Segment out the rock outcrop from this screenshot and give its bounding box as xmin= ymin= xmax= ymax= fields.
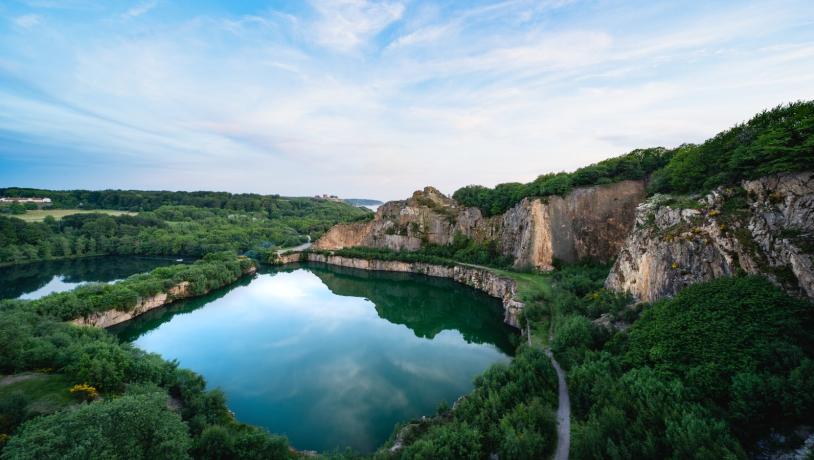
xmin=72 ymin=265 xmax=257 ymax=328
xmin=315 ymin=181 xmax=645 ymax=270
xmin=606 ymin=172 xmax=814 ymax=302
xmin=275 ymin=252 xmax=524 ymax=329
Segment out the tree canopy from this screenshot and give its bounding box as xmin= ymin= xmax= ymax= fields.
xmin=453 ymin=101 xmax=813 ymax=216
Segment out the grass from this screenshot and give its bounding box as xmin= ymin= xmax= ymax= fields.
xmin=488 ymin=267 xmax=555 ymax=349
xmin=0 ymin=373 xmax=75 ymax=416
xmin=13 ymin=209 xmax=136 ymax=222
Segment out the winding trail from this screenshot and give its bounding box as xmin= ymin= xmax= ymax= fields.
xmin=546 ymin=345 xmax=571 ymax=460
xmin=535 ymin=322 xmax=571 ymax=460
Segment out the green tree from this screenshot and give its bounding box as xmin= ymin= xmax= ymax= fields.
xmin=1 ymin=392 xmax=191 ymax=460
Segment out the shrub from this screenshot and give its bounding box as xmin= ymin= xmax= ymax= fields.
xmin=1 ymin=392 xmax=192 ymax=460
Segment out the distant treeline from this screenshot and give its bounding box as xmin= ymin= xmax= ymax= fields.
xmin=0 ymin=188 xmax=354 ymax=215
xmin=454 ymin=101 xmax=814 ymax=216
xmin=0 ymin=203 xmax=369 ymax=266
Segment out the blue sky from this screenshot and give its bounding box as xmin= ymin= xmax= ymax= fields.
xmin=1 ymin=0 xmax=813 ymax=200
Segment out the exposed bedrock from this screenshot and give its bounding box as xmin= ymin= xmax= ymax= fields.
xmin=606 ymin=172 xmax=814 ymax=302
xmin=315 ymin=181 xmax=645 ymax=270
xmin=72 ymin=265 xmax=258 ymax=328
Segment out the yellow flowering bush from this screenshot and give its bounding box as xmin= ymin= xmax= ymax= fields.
xmin=69 ymin=383 xmax=98 ymax=401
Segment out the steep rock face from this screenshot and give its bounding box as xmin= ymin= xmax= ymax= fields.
xmin=276 ymin=252 xmax=524 ymax=328
xmin=606 ymin=172 xmax=814 ymax=302
xmin=478 ymin=180 xmax=646 ymax=268
xmin=315 ymin=181 xmax=645 ymax=269
xmin=71 ymin=281 xmax=192 ymax=328
xmin=313 ymin=186 xmax=481 ymax=252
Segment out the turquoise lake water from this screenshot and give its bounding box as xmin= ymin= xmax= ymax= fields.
xmin=112 ymin=263 xmax=517 ymax=452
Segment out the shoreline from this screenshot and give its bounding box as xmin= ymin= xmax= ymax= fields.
xmin=71 ymin=265 xmax=257 ymax=329
xmin=274 ymin=251 xmax=525 ymax=330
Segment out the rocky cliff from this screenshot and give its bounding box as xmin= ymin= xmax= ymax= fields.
xmin=72 ymin=265 xmax=257 ymax=328
xmin=275 ymin=252 xmax=524 ymax=329
xmin=606 ymin=172 xmax=814 ymax=302
xmin=315 ymin=181 xmax=645 ymax=270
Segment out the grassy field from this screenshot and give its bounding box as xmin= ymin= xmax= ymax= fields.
xmin=14 ymin=209 xmax=136 ymax=222
xmin=0 ymin=373 xmax=75 ymax=418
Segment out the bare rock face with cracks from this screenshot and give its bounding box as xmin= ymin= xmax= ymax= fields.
xmin=315 ymin=181 xmax=646 ymax=270
xmin=606 ymin=172 xmax=814 ymax=302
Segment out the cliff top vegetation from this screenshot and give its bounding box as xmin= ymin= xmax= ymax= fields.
xmin=454 ymin=101 xmax=814 ymax=216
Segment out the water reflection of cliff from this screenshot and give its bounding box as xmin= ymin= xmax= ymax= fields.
xmin=306 ymin=264 xmax=518 ymax=355
xmin=113 ymin=263 xmax=517 ymax=355
xmin=110 ymin=275 xmax=255 ymax=342
xmin=0 ymin=256 xmax=183 ymax=300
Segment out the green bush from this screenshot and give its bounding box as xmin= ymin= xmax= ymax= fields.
xmin=0 ymin=301 xmax=292 ymax=459
xmin=654 ymin=101 xmax=814 ymax=194
xmin=30 ymin=253 xmax=254 ymax=321
xmin=1 ymin=392 xmax=192 ymax=460
xmin=395 ymin=348 xmax=559 ymax=458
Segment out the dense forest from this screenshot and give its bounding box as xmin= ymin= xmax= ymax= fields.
xmin=547 ymin=271 xmax=814 ymax=459
xmin=0 ymin=189 xmax=346 ymax=214
xmin=0 ymin=304 xmax=290 ymax=459
xmin=454 ymin=101 xmax=814 ymax=216
xmin=385 ymin=348 xmax=559 ymax=460
xmin=0 ymin=201 xmax=370 ymax=266
xmin=384 ymin=262 xmax=814 ymax=459
xmin=0 ymin=254 xmax=293 ymax=459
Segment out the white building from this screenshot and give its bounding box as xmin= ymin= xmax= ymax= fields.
xmin=0 ymin=197 xmax=52 ymax=204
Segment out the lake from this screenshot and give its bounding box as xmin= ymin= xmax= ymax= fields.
xmin=112 ymin=263 xmax=517 ymax=452
xmin=0 ymin=256 xmax=185 ymax=300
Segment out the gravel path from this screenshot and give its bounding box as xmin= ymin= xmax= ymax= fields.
xmin=545 ymin=347 xmax=571 ymax=460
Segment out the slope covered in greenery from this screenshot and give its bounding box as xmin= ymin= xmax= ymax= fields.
xmin=551 ymin=274 xmax=814 ymax=459
xmin=380 ymin=348 xmax=559 ymax=460
xmin=0 ymin=200 xmax=369 ymax=266
xmin=0 ymin=257 xmax=292 ymax=459
xmin=454 ymin=101 xmax=814 ymax=216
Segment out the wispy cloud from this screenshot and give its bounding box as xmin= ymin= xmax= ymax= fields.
xmin=309 ymin=0 xmax=405 ymax=51
xmin=0 ymin=0 xmax=813 ymax=198
xmin=13 ymin=14 xmax=41 ymax=28
xmin=123 ymin=0 xmax=157 ymax=18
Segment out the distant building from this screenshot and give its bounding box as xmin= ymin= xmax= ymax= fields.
xmin=0 ymin=197 xmax=52 ymax=204
xmin=314 ymin=194 xmax=342 ymax=202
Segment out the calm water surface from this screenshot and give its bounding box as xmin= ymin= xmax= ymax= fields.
xmin=113 ymin=263 xmax=517 ymax=452
xmin=0 ymin=256 xmax=184 ymax=300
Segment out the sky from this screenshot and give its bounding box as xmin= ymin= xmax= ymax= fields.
xmin=0 ymin=0 xmax=813 ymax=200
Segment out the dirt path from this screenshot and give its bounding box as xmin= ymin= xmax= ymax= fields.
xmin=545 ymin=346 xmax=571 ymax=460
xmin=533 ymin=320 xmax=570 ymax=460
xmin=0 ymin=372 xmax=42 ymax=387
xmin=275 ymin=236 xmax=312 ymax=255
